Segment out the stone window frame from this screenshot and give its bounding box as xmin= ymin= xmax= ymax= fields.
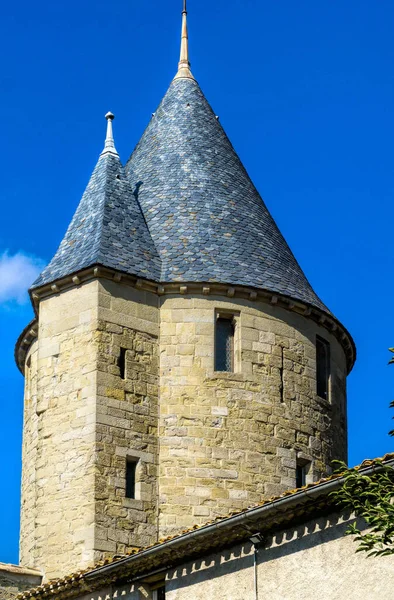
xmin=125 ymin=454 xmax=142 ymax=503
xmin=117 ymin=347 xmax=127 ymax=380
xmin=296 ymin=454 xmax=314 ymax=486
xmin=214 ymin=309 xmax=241 ymax=374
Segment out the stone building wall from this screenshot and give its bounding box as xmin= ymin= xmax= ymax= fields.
xmin=94 ymin=281 xmax=159 ymax=560
xmin=20 ymin=280 xmax=160 ymax=580
xmin=19 ymin=338 xmax=39 ymax=571
xmin=0 ymin=564 xmax=42 ymax=600
xmin=20 ymin=282 xmax=99 ymax=578
xmin=19 ymin=280 xmax=348 ymax=580
xmin=158 ymin=295 xmax=347 ymax=534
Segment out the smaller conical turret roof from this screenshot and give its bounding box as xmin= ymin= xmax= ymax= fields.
xmin=32 ymin=114 xmax=161 ymax=289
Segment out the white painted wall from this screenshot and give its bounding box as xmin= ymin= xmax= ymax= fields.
xmin=165 ymin=512 xmax=394 ymax=600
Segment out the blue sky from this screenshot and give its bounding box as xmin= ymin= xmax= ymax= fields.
xmin=1 ymin=0 xmax=393 ymax=565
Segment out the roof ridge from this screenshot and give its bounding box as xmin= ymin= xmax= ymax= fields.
xmin=94 ymin=152 xmax=118 ymax=263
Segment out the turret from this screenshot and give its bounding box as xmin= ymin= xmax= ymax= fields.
xmin=18 ymin=114 xmax=161 ymax=579
xmin=16 ymin=1 xmax=355 ymax=582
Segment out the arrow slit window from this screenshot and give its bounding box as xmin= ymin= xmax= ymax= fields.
xmin=126 ymin=458 xmax=138 ymax=499
xmin=316 ymin=336 xmax=330 ymax=401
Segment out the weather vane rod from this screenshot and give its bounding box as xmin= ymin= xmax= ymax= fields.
xmin=174 ymin=0 xmax=195 ymax=80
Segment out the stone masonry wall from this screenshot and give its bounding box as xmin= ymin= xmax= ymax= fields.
xmin=20 ymin=282 xmax=99 ymax=579
xmin=92 ymin=281 xmax=159 ymax=563
xmin=19 ymin=338 xmax=39 ymax=571
xmin=20 ymin=281 xmax=160 ymax=579
xmin=159 ymin=295 xmax=347 ymax=535
xmin=0 ymin=564 xmax=42 ymax=600
xmin=20 ymin=281 xmax=347 ymax=579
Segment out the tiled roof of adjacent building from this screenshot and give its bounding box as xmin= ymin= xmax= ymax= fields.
xmin=17 ymin=454 xmax=394 ymax=600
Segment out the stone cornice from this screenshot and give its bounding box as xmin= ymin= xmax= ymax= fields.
xmin=15 ymin=265 xmax=356 ymax=374
xmin=15 ymin=319 xmax=38 ymax=375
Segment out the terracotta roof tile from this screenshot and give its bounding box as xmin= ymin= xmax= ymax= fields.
xmin=18 ymin=453 xmax=394 ymax=600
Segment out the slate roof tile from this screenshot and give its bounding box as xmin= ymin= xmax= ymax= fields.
xmin=34 ymin=76 xmax=331 ymax=318
xmin=125 ymin=77 xmax=329 ymax=313
xmin=32 ymin=152 xmax=161 ymax=288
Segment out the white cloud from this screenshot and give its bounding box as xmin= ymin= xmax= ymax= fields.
xmin=0 ymin=251 xmax=45 ymax=305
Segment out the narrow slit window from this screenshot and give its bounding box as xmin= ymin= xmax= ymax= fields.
xmin=215 ymin=317 xmax=235 ymax=372
xmin=279 ymin=346 xmax=284 ymax=403
xmin=126 ymin=459 xmax=137 ymax=499
xmin=118 ymin=348 xmax=127 ymax=380
xmin=316 ymin=336 xmax=330 ymax=400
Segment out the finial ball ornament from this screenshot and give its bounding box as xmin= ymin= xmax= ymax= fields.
xmin=105 ymin=111 xmax=115 ymax=121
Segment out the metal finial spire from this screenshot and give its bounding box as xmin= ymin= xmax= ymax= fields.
xmin=101 ymin=112 xmax=119 ymax=156
xmin=174 ymin=0 xmax=195 ymax=80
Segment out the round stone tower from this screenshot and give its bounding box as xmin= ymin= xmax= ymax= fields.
xmin=16 ymin=2 xmax=355 ymax=581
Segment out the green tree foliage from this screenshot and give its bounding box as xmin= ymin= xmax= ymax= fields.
xmin=330 ymin=460 xmax=394 ymax=556
xmin=329 ymin=348 xmax=394 ymax=556
xmin=389 ymin=347 xmax=394 ymax=437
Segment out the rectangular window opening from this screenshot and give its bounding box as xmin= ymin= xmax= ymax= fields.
xmin=296 ymin=464 xmax=306 ymax=488
xmin=118 ymin=347 xmax=127 ymax=380
xmin=215 ymin=316 xmax=235 ymax=372
xmin=316 ymin=336 xmax=330 ymax=401
xmin=126 ymin=459 xmax=137 ymax=499
xmin=296 ymin=459 xmax=311 ymax=488
xmin=153 ymin=587 xmax=166 ymax=600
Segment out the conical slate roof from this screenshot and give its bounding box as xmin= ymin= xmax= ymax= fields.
xmin=32 ymin=138 xmax=161 ymax=289
xmin=33 ymin=3 xmax=329 ymax=317
xmin=125 ymin=76 xmax=328 ymax=312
